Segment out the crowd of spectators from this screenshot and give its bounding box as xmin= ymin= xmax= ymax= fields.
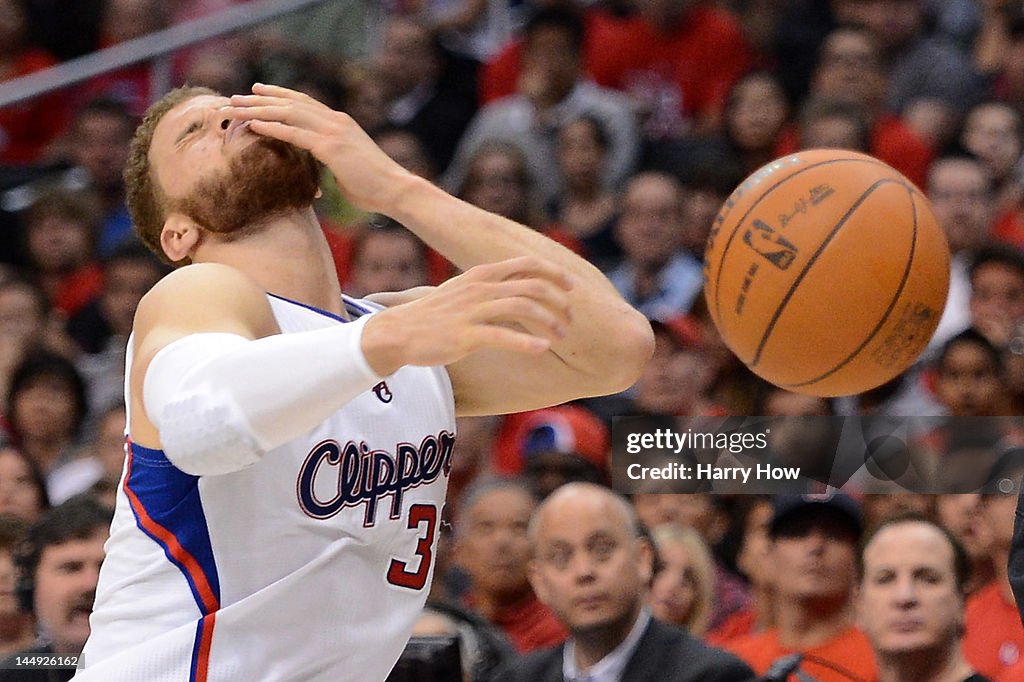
xmin=2 ymin=0 xmax=1024 ymax=680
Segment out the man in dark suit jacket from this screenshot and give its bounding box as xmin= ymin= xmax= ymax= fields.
xmin=498 ymin=483 xmax=754 ymax=682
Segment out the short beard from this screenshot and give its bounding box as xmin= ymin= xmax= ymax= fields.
xmin=174 ymin=136 xmax=320 ymax=237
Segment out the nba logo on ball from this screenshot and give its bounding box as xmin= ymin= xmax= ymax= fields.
xmin=704 ymin=149 xmax=950 ymax=397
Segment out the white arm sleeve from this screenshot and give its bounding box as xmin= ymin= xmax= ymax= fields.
xmin=142 ymin=315 xmax=382 ymax=476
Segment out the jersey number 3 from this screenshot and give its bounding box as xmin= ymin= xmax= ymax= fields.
xmin=387 ymin=503 xmax=437 ymax=590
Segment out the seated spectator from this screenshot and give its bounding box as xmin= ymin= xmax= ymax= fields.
xmin=706 ymin=496 xmax=776 ymax=646
xmin=965 ymin=464 xmax=1024 ymax=680
xmin=721 ymin=71 xmax=791 ymax=176
xmin=343 ymin=222 xmax=431 ymax=298
xmin=961 ymin=100 xmax=1022 ymax=219
xmin=0 ymin=448 xmax=48 ymax=524
xmin=549 ymin=116 xmax=621 ymax=272
xmin=725 ymin=495 xmax=877 ymax=682
xmin=968 ymin=245 xmax=1024 ymax=350
xmin=607 ymin=172 xmax=704 ymax=321
xmin=19 ymin=188 xmax=104 ymax=319
xmin=932 ymin=328 xmax=1010 ymax=418
xmin=586 ymin=0 xmax=754 ymax=137
xmin=648 ymin=524 xmax=715 ymax=636
xmin=857 ymin=515 xmax=987 ymax=682
xmin=927 ymin=156 xmax=997 ymax=350
xmin=517 ymin=407 xmax=610 ymax=499
xmin=455 ymin=481 xmax=567 ymax=653
xmin=446 ymin=7 xmax=639 ymax=207
xmin=506 ymin=482 xmax=755 ymax=681
xmin=4 ymin=351 xmax=89 ymax=487
xmin=0 ymin=0 xmax=68 ymax=165
xmin=0 ymin=496 xmax=111 ymax=682
xmin=937 ymin=494 xmax=994 ymax=597
xmin=0 ymin=516 xmax=32 ymax=658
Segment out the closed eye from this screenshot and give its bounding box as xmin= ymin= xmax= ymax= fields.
xmin=175 ymin=121 xmax=202 ymax=145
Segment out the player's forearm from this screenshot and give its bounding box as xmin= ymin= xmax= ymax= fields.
xmin=388 ymin=175 xmax=653 ymax=383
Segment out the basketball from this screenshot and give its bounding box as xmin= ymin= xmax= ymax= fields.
xmin=703 ymin=149 xmax=951 ymax=397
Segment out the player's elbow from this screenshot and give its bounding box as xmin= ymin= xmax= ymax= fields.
xmin=593 ymin=309 xmax=654 ymax=394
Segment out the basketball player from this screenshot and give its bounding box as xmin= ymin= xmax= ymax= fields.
xmin=71 ymin=84 xmax=653 ymax=681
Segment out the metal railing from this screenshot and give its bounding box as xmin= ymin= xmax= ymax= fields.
xmin=0 ymin=0 xmax=331 ymax=109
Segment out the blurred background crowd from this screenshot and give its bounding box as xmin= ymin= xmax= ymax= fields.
xmin=1 ymin=0 xmax=1024 ymax=680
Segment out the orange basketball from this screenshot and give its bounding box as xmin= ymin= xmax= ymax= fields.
xmin=703 ymin=149 xmax=951 ymax=397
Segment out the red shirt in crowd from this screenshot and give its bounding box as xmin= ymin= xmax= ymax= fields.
xmin=586 ymin=6 xmax=753 ymax=135
xmin=964 ymin=581 xmax=1024 ymax=679
xmin=724 ymin=626 xmax=877 ymax=682
xmin=0 ymin=48 xmax=69 ymax=164
xmin=462 ymin=592 xmax=567 ymax=654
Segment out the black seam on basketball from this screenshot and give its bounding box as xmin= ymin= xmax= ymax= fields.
xmin=782 ymin=183 xmax=919 ymax=388
xmin=750 ymin=178 xmax=901 ymax=368
xmin=710 ymin=157 xmax=897 ymax=324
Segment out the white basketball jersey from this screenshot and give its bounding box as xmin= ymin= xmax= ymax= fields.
xmin=75 ymin=294 xmax=455 ymax=682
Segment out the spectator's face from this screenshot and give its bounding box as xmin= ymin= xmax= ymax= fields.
xmin=103 ymin=0 xmax=164 ymax=43
xmin=737 ymin=500 xmax=774 ymax=588
xmin=858 ymin=522 xmax=964 ymax=657
xmin=27 ymin=215 xmax=91 ymax=273
xmin=11 ymin=377 xmax=78 ymax=445
xmin=34 ymin=528 xmax=106 ymax=654
xmin=980 ymin=488 xmax=1020 ymax=553
xmin=648 ymin=539 xmax=699 ymax=627
xmin=632 ymin=493 xmax=717 ymax=541
xmin=926 ymin=161 xmax=992 ymax=254
xmin=522 ymin=25 xmax=580 ymax=101
xmin=771 ymin=513 xmax=858 ymax=604
xmin=72 ymin=113 xmax=133 ymax=192
xmin=0 ymin=283 xmax=45 ymax=349
xmin=636 ymin=0 xmax=698 ymax=30
xmin=0 ymin=449 xmax=43 ymax=522
xmin=456 ymin=487 xmax=534 ymax=600
xmin=935 ymin=494 xmax=990 ymax=564
xmin=764 ymin=390 xmax=830 ymax=417
xmin=935 ymin=343 xmax=1003 ymax=417
xmin=558 ymin=119 xmax=605 ymax=189
xmin=727 ymin=76 xmax=788 ymax=154
xmin=634 ymin=333 xmax=710 ymax=415
xmin=0 ymin=0 xmax=26 ymax=49
xmin=617 ymin=175 xmax=683 ymax=266
xmin=970 ymin=262 xmax=1024 ymax=342
xmin=348 ymin=232 xmax=427 ymax=298
xmin=375 ymin=20 xmax=437 ymax=99
xmin=100 ymin=259 xmax=164 ymax=338
xmin=962 ymin=104 xmax=1021 ymax=182
xmin=814 ymin=30 xmax=883 ymax=105
xmin=530 ymin=489 xmax=651 ymax=633
xmin=462 ymin=151 xmax=528 ymax=222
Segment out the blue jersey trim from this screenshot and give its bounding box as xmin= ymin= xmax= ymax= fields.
xmin=124 ymin=442 xmax=221 ymax=614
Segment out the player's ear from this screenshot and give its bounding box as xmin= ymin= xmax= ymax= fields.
xmin=160 ymin=213 xmax=202 ymax=262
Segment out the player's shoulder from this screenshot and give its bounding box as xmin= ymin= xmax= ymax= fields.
xmin=134 ymin=262 xmax=274 ymax=337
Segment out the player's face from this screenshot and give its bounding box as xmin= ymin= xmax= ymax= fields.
xmin=149 ymin=94 xmax=257 ymax=203
xmin=529 ymin=491 xmax=651 ymax=634
xmin=857 ymin=522 xmax=963 ymax=656
xmin=34 ymin=529 xmax=106 ymax=654
xmin=150 ymin=95 xmax=320 ymax=238
xmin=771 ymin=513 xmax=857 ymax=602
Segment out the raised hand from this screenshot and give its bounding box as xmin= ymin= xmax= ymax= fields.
xmin=360 ymin=256 xmax=574 ymax=377
xmin=226 ymin=83 xmax=412 ymax=215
